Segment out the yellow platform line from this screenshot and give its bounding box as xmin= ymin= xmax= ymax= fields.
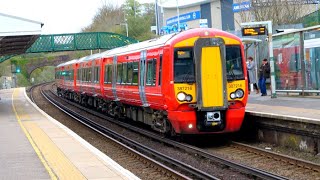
xmin=12 ymin=89 xmax=57 ymax=180
xmin=12 ymin=88 xmax=85 ymax=180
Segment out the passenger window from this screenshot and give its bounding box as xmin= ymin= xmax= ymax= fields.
xmin=76 ymin=70 xmax=79 ymax=81
xmin=82 ymin=69 xmax=85 ymax=82
xmin=104 ymin=65 xmax=108 ymax=84
xmin=88 ymin=68 xmax=92 ymax=82
xmin=70 ymin=70 xmax=74 ymax=81
xmin=85 ymin=68 xmax=89 ymax=82
xmin=127 ymin=62 xmax=133 ymax=84
xmin=132 ymin=62 xmax=139 ymax=85
xmin=146 ymin=59 xmax=156 ymax=86
xmin=107 ymin=65 xmax=112 ymax=83
xmin=94 ymin=67 xmax=99 ymax=83
xmin=85 ymin=69 xmax=88 ymax=82
xmin=117 ymin=64 xmax=122 ymax=84
xmin=122 ymin=63 xmax=127 ymax=84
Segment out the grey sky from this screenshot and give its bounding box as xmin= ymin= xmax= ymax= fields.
xmin=0 ymin=0 xmax=153 ymax=34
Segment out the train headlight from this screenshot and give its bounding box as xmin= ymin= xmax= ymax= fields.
xmin=185 ymin=95 xmax=193 ymax=102
xmin=177 ymin=92 xmax=186 ymax=101
xmin=230 ymin=93 xmax=236 ymax=99
xmin=235 ymin=89 xmax=244 ymax=98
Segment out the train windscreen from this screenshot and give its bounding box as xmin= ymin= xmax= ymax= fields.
xmin=174 ymin=48 xmax=195 ymax=83
xmin=174 ymin=45 xmax=244 ymax=83
xmin=226 ymin=45 xmax=244 ymax=81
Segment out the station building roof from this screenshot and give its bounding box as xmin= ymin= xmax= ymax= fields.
xmin=159 ymin=0 xmax=212 ymax=9
xmin=0 ymin=12 xmax=43 ymax=57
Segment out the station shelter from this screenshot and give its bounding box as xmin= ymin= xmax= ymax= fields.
xmin=273 ymin=25 xmax=320 ymax=94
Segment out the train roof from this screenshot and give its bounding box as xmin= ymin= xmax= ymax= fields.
xmin=77 ymin=53 xmax=102 ymax=63
xmin=56 ymin=28 xmax=242 ymax=67
xmin=100 ymin=33 xmax=176 ymax=57
xmin=57 ymin=59 xmax=78 ymax=67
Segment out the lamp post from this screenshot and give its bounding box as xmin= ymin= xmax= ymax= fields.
xmin=155 ymin=0 xmax=159 ymax=35
xmin=176 ymin=0 xmax=180 ymax=32
xmin=116 ymin=23 xmax=128 ymax=37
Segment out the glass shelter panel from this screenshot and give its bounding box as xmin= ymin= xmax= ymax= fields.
xmin=304 ymin=29 xmax=320 ymax=91
xmin=273 ymin=32 xmax=302 ymax=90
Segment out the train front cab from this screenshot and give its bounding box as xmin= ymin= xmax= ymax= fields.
xmin=168 ymin=32 xmax=248 ymax=134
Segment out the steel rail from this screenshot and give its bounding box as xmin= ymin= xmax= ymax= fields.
xmin=40 ymin=86 xmax=216 ymax=180
xmin=48 ymin=86 xmax=288 ymax=180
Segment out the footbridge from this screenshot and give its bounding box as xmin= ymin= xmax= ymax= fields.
xmin=0 ymin=32 xmax=138 ymax=63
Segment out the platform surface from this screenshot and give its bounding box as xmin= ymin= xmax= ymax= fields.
xmin=247 ymin=90 xmax=320 ymax=123
xmin=0 ymin=89 xmax=49 ymax=179
xmin=0 ymin=88 xmax=139 ymax=180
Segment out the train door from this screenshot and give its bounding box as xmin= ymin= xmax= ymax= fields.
xmin=193 ymin=37 xmax=228 ymax=110
xmin=139 ymin=50 xmax=148 ymax=106
xmin=112 ymin=56 xmax=118 ymax=100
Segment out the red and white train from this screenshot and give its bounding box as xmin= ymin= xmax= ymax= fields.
xmin=55 ymin=28 xmax=248 ymax=135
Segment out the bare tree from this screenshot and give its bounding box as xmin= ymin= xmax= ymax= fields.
xmin=81 ymin=2 xmax=124 ymax=32
xmin=235 ymin=0 xmax=314 ymax=27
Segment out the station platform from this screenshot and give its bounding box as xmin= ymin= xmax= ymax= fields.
xmin=0 ymin=88 xmax=139 ymax=180
xmin=246 ymin=90 xmax=320 ymax=123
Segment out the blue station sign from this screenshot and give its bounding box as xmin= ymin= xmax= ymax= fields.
xmin=232 ymin=1 xmax=251 ymax=12
xmin=166 ymin=11 xmax=201 ymax=26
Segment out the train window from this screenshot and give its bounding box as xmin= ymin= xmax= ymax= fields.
xmin=85 ymin=69 xmax=87 ymax=82
xmin=146 ymin=59 xmax=156 ymax=86
xmin=174 ymin=48 xmax=195 ymax=83
xmin=85 ymin=68 xmax=88 ymax=82
xmin=88 ymin=68 xmax=92 ymax=82
xmin=66 ymin=71 xmax=69 ymax=81
xmin=76 ymin=70 xmax=79 ymax=81
xmin=94 ymin=67 xmax=100 ymax=83
xmin=83 ymin=69 xmax=86 ymax=82
xmin=104 ymin=65 xmax=108 ymax=84
xmin=122 ymin=63 xmax=127 ymax=84
xmin=132 ymin=62 xmax=139 ymax=85
xmin=159 ymin=55 xmax=162 ymax=86
xmin=117 ymin=64 xmax=122 ymax=84
xmin=93 ymin=68 xmax=96 ymax=83
xmin=127 ymin=62 xmax=133 ymax=84
xmin=107 ymin=65 xmax=112 ymax=83
xmin=64 ymin=71 xmax=68 ymax=81
xmin=69 ymin=70 xmax=72 ymax=81
xmin=226 ymin=45 xmax=244 ymax=80
xmin=82 ymin=68 xmax=85 ymax=82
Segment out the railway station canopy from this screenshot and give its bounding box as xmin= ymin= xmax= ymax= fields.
xmin=0 ymin=13 xmax=43 ymax=61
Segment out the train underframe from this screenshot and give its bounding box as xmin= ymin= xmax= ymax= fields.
xmin=57 ymin=87 xmax=175 ymax=135
xmin=57 ymin=87 xmax=244 ymax=135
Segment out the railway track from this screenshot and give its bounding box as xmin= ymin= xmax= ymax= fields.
xmin=37 ymin=84 xmax=215 ymax=179
xmin=34 ymin=83 xmax=304 ymax=179
xmin=208 ymin=142 xmax=320 ymax=180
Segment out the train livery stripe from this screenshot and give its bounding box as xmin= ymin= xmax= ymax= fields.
xmin=201 ymin=47 xmax=224 ymax=107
